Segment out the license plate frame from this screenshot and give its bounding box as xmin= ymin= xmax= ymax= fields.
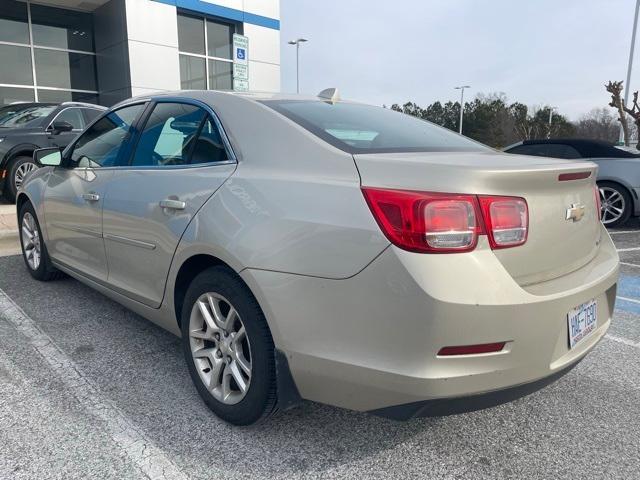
xmin=567 ymin=299 xmax=598 ymax=349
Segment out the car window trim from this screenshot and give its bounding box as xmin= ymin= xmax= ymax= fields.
xmin=45 ymin=106 xmax=86 ymax=132
xmin=120 ymin=97 xmax=236 ymax=169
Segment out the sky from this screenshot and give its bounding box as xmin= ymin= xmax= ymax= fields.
xmin=279 ymin=0 xmax=640 ymax=120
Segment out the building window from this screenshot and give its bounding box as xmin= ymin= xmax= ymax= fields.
xmin=177 ymin=12 xmax=236 ymax=91
xmin=0 ymin=0 xmax=98 ymax=106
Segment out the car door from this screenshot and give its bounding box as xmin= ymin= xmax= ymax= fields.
xmin=46 ymin=107 xmax=86 ymax=149
xmin=102 ymin=100 xmax=236 ymax=307
xmin=43 ymin=103 xmax=146 ymax=281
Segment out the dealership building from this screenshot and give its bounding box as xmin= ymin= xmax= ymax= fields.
xmin=0 ymin=0 xmax=281 ymax=106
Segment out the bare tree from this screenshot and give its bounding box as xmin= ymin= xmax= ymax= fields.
xmin=605 ymin=80 xmax=630 ymax=145
xmin=575 ymin=108 xmax=619 ymax=142
xmin=622 ymin=90 xmax=640 ymax=149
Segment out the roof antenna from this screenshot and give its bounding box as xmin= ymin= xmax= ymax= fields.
xmin=317 ymin=88 xmax=340 ymax=104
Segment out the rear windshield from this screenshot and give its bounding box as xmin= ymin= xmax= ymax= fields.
xmin=262 ymin=100 xmax=491 ymax=154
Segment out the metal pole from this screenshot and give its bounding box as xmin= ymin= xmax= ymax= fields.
xmin=620 ymin=0 xmax=640 ymax=144
xmin=459 ymin=88 xmax=465 ymax=134
xmin=548 ymin=108 xmax=553 ymax=139
xmin=296 ymin=43 xmax=300 ymax=94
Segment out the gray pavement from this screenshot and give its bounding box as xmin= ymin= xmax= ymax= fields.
xmin=0 ymin=230 xmax=639 ymax=479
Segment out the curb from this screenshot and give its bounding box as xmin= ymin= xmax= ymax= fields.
xmin=0 ymin=230 xmax=18 ymax=240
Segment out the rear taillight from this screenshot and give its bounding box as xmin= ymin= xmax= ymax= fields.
xmin=362 ymin=187 xmax=528 ymax=253
xmin=478 ymin=196 xmax=528 ymax=249
xmin=594 ymin=185 xmax=602 ymax=222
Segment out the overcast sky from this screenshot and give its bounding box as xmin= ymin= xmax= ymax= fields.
xmin=279 ymin=0 xmax=640 ymax=120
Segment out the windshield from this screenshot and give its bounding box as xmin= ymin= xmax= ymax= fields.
xmin=0 ymin=104 xmax=56 ymax=128
xmin=262 ymin=100 xmax=491 ymax=154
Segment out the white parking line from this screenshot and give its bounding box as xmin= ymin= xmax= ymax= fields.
xmin=0 ymin=288 xmax=191 ymax=480
xmin=620 ymin=262 xmax=640 ymax=268
xmin=608 ymin=230 xmax=639 ymax=235
xmin=605 ymin=334 xmax=640 ymax=348
xmin=616 ymin=247 xmax=640 ymax=252
xmin=617 ymin=295 xmax=640 ymax=305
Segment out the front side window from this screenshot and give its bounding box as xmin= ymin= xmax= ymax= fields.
xmin=69 ymin=104 xmax=144 ymax=168
xmin=51 ymin=108 xmax=85 ymax=130
xmin=263 ymin=101 xmax=492 ymax=154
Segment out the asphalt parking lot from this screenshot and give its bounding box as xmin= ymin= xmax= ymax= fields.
xmin=0 ymin=225 xmax=639 ymax=480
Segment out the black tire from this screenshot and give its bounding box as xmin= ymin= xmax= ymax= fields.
xmin=18 ymin=202 xmax=64 ymax=281
xmin=181 ymin=266 xmax=277 ymax=425
xmin=598 ymin=181 xmax=632 ymax=228
xmin=5 ymin=156 xmax=37 ymax=203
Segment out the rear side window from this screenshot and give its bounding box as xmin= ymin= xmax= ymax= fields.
xmin=262 ymin=100 xmax=491 ymax=154
xmin=507 ymin=144 xmax=581 ymax=159
xmin=131 ymin=102 xmax=229 ymax=166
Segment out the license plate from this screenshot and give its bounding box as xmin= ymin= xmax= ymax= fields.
xmin=567 ymin=299 xmax=598 ymax=349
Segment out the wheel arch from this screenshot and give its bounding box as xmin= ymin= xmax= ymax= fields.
xmin=173 ymin=254 xmax=246 ymax=329
xmin=1 ymin=144 xmax=40 ymax=169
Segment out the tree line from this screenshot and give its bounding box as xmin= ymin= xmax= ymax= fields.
xmin=389 ymin=93 xmax=620 ymax=148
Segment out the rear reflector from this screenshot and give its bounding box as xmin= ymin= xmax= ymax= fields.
xmin=438 ymin=342 xmax=506 ymax=356
xmin=559 ymin=171 xmax=591 ymax=181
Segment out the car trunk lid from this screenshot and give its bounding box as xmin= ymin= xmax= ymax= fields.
xmin=354 ymin=151 xmax=601 ymax=285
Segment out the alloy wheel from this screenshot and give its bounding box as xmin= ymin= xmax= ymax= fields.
xmin=599 ymin=186 xmax=625 ymax=225
xmin=14 ymin=162 xmax=38 ymax=189
xmin=21 ymin=212 xmax=41 ymax=270
xmin=188 ymin=292 xmax=252 ymax=405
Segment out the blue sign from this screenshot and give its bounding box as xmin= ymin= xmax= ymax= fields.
xmin=236 ymin=48 xmax=246 ymax=60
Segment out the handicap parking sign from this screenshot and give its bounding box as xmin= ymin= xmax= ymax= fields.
xmin=236 ymin=48 xmax=246 ymax=60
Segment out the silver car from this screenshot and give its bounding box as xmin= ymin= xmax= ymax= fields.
xmin=18 ymin=91 xmax=618 ymax=425
xmin=504 ymin=139 xmax=640 ymax=227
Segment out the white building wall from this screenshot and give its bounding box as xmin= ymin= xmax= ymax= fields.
xmin=243 ymin=23 xmax=280 ymax=92
xmin=125 ymin=0 xmax=181 ymax=97
xmin=123 ymin=0 xmax=280 ymax=97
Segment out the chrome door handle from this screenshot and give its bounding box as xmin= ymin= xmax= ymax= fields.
xmin=82 ymin=192 xmax=100 ymax=202
xmin=159 ymin=199 xmax=186 ymax=210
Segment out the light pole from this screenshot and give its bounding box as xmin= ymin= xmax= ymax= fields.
xmin=620 ymin=0 xmax=640 ymax=145
xmin=547 ymin=106 xmax=557 ymax=139
xmin=454 ymin=85 xmax=470 ymax=134
xmin=288 ymin=38 xmax=308 ymax=94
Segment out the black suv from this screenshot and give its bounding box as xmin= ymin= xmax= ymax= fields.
xmin=0 ymin=102 xmax=106 ymax=202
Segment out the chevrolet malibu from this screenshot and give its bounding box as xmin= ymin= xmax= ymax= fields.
xmin=18 ymin=90 xmax=619 ymax=425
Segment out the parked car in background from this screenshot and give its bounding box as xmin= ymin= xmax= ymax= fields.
xmin=504 ymin=138 xmax=640 ymax=227
xmin=0 ymin=102 xmax=106 ymax=202
xmin=18 ymin=91 xmax=618 ymax=425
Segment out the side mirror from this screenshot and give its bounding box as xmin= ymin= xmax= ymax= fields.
xmin=34 ymin=147 xmax=62 ymax=167
xmin=51 ymin=120 xmax=74 ymax=135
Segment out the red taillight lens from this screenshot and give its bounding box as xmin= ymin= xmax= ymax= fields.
xmin=594 ymin=185 xmax=602 ymax=222
xmin=478 ymin=196 xmax=528 ymax=249
xmin=361 ymin=188 xmax=483 ymax=253
xmin=362 ymin=188 xmax=529 ymax=253
xmin=438 ymin=342 xmax=506 ymax=356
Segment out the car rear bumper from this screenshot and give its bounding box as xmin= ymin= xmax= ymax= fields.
xmin=241 ymin=225 xmax=619 ymax=413
xmin=370 ymin=358 xmax=580 ymax=420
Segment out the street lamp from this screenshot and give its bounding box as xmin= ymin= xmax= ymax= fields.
xmin=454 ymin=85 xmax=470 ymax=134
xmin=288 ymin=38 xmax=308 ymax=94
xmin=547 ymin=106 xmax=557 ymax=139
xmin=620 ymin=0 xmax=640 ymax=145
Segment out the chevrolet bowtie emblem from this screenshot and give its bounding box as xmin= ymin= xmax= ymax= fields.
xmin=566 ymin=203 xmax=586 ymax=222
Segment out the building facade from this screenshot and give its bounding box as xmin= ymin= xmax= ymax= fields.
xmin=0 ymin=0 xmax=281 ymax=106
